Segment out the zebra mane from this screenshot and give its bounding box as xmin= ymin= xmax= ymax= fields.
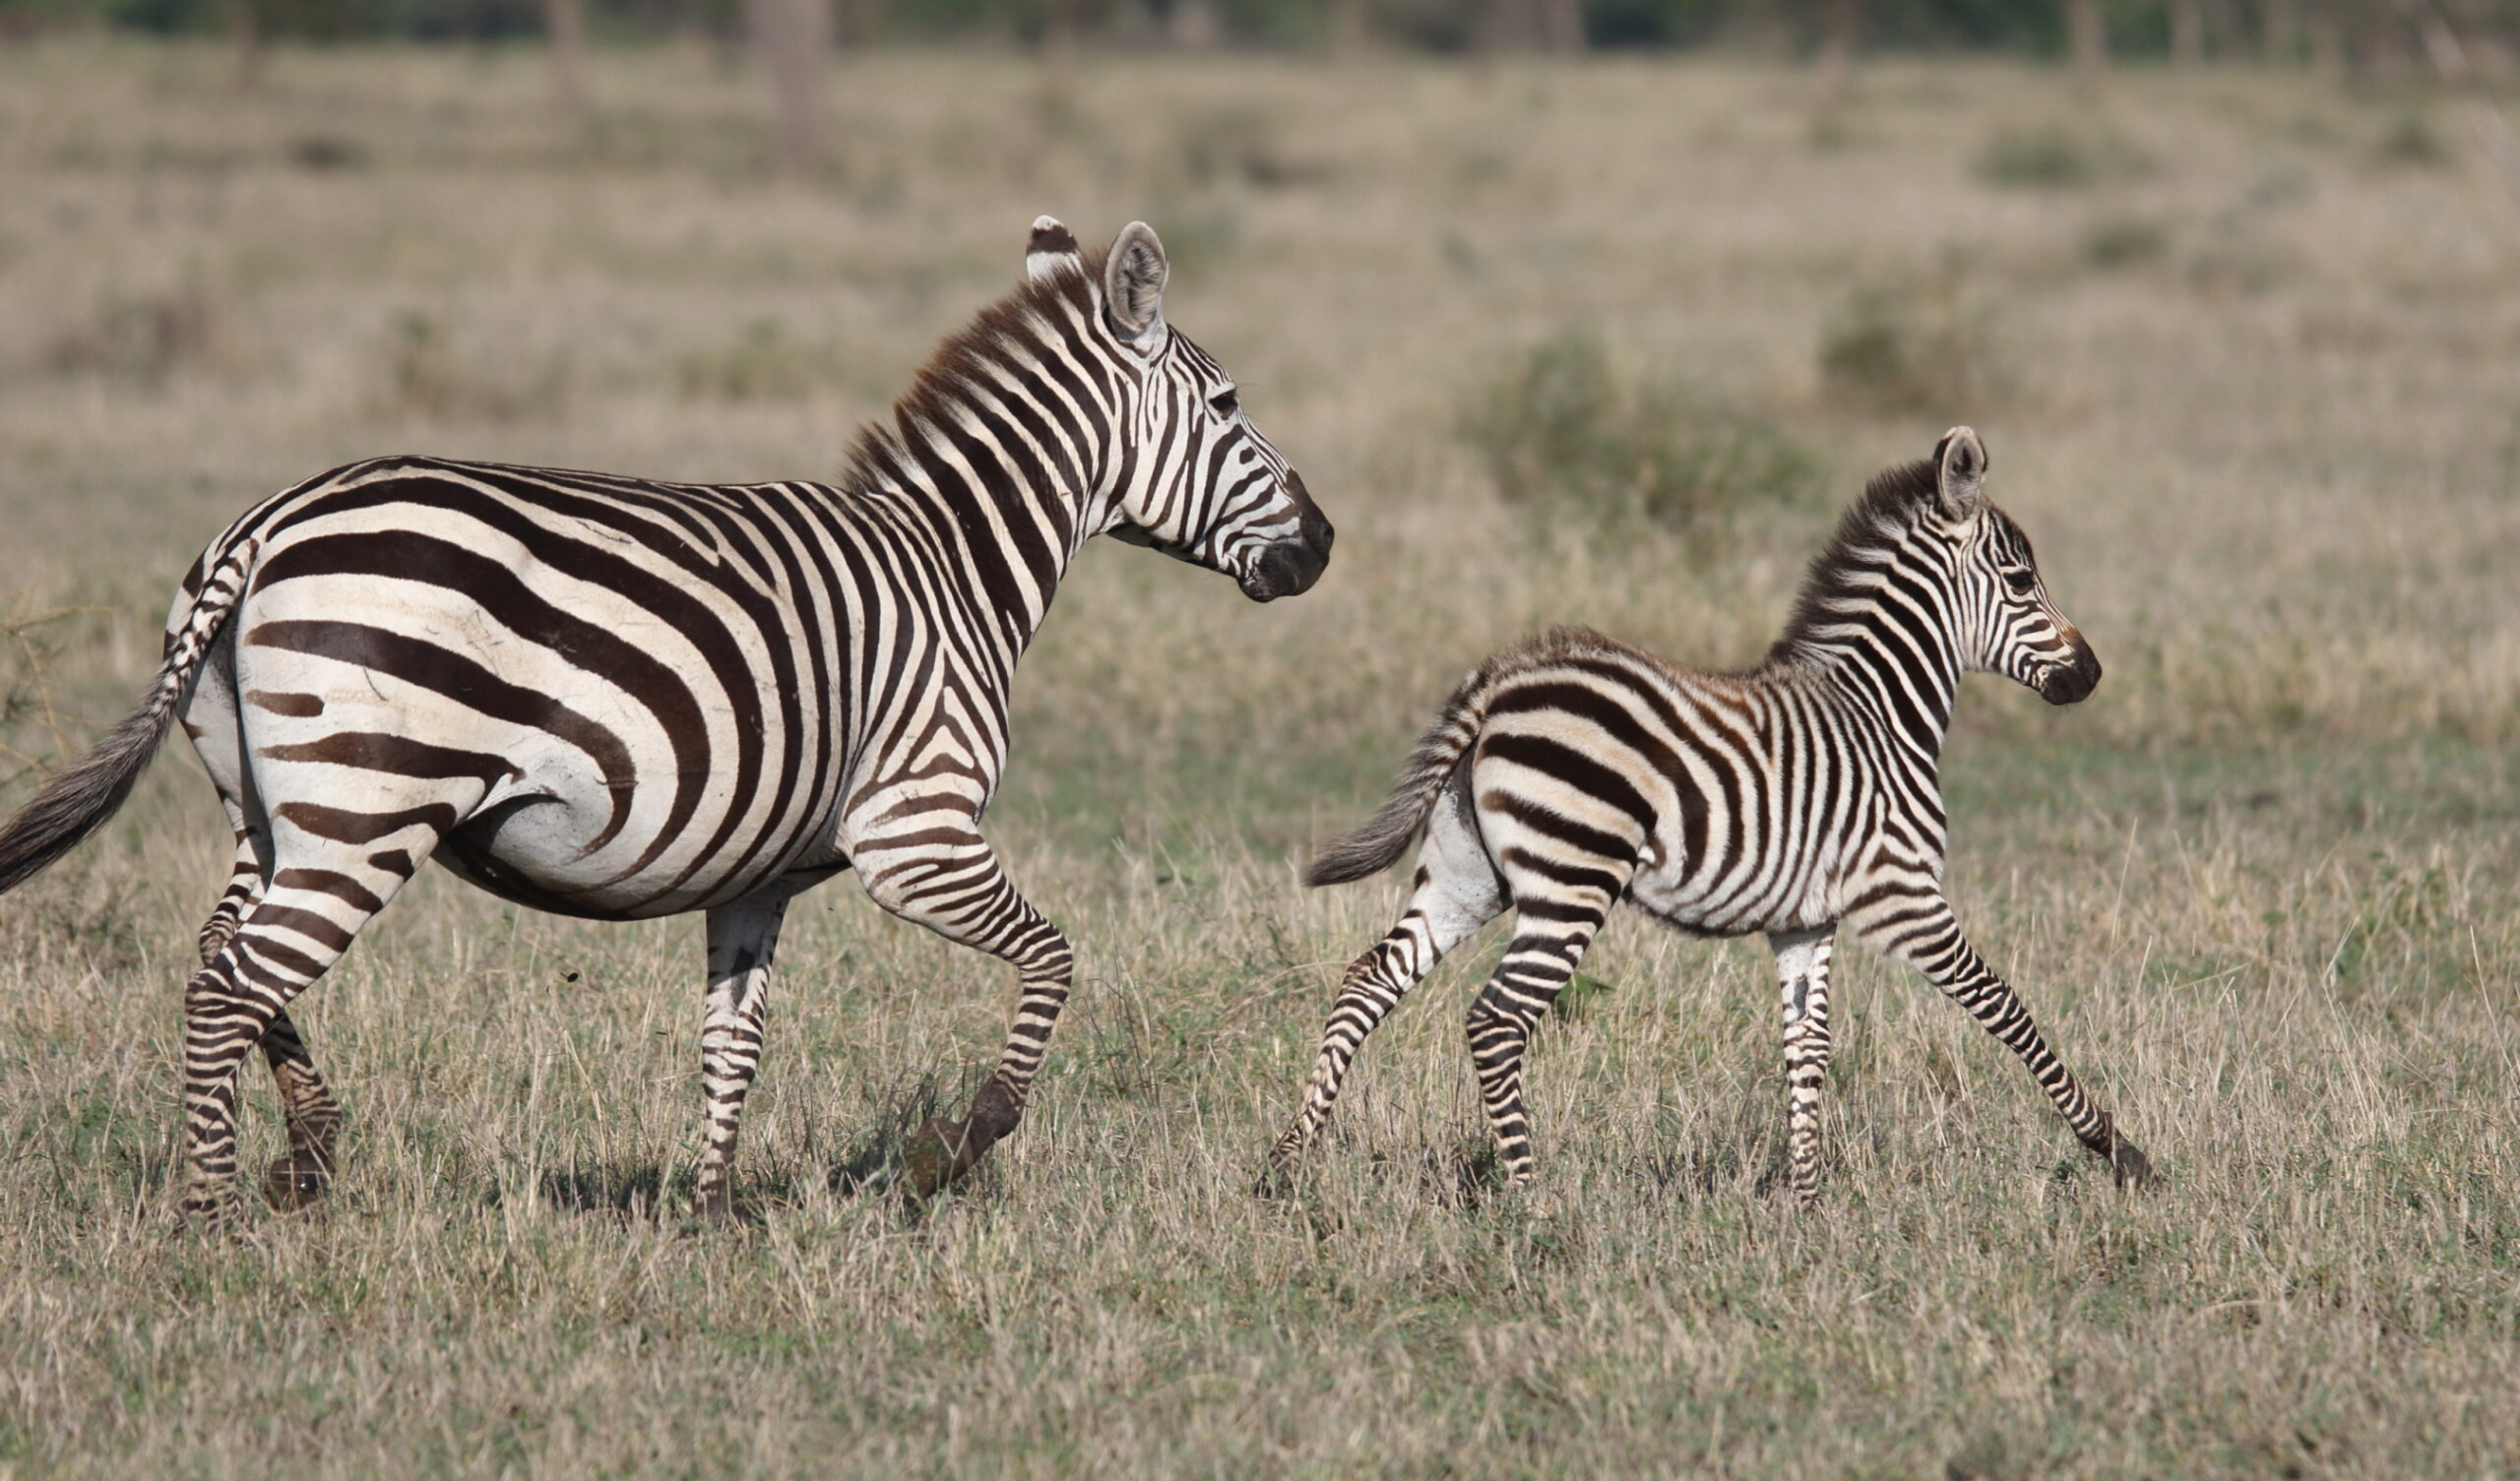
xmin=1764 ymin=457 xmax=1944 ymax=665
xmin=839 ymin=252 xmax=1107 ymax=498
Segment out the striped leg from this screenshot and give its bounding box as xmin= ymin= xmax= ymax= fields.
xmin=178 ymin=821 xmax=443 ymax=1225
xmin=693 ymin=888 xmax=795 ymax=1220
xmin=198 ymin=828 xmax=264 ymax=966
xmin=187 ymin=828 xmax=342 ymax=1210
xmin=1770 ymin=926 xmax=1837 ymax=1203
xmin=1269 ymin=795 xmax=1503 ymax=1180
xmin=256 ymin=1011 xmax=345 ymax=1210
xmin=856 ymin=829 xmax=1073 ymax=1201
xmin=1855 ymin=892 xmax=2150 ymax=1188
xmin=1466 ymin=899 xmax=1614 ymax=1187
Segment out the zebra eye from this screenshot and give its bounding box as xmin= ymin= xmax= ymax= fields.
xmin=1209 ymin=389 xmax=1239 ymax=417
xmin=2002 ymin=568 xmax=2037 ymax=594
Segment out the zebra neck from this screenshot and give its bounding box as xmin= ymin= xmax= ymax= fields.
xmin=857 ymin=414 xmax=1110 ymax=673
xmin=1794 ymin=600 xmax=1962 ymax=761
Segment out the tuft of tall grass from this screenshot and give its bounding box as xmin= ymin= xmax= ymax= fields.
xmin=1974 ymin=123 xmax=2151 ymax=189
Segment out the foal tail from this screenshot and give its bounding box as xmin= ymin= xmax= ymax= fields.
xmin=1304 ymin=660 xmax=1500 ymax=888
xmin=0 ymin=539 xmax=256 ymax=896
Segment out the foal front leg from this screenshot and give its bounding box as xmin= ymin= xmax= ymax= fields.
xmin=1855 ymin=891 xmax=2150 ymax=1188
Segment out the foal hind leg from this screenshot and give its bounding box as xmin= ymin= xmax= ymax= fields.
xmin=1268 ymin=783 xmax=1503 ymax=1181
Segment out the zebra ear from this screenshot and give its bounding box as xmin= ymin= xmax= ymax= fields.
xmin=1103 ymin=221 xmax=1168 ymax=343
xmin=1933 ymin=426 xmax=1988 ymax=517
xmin=1027 ymin=215 xmax=1083 ymax=284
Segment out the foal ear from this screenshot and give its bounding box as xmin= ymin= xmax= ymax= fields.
xmin=1026 ymin=215 xmax=1083 ymax=284
xmin=1933 ymin=426 xmax=1989 ymax=517
xmin=1103 ymin=220 xmax=1169 ymax=343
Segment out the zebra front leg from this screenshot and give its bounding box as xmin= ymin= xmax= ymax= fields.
xmin=1770 ymin=926 xmax=1837 ymax=1203
xmin=1856 ymin=892 xmax=2150 ymax=1189
xmin=693 ymin=887 xmax=797 ymax=1221
xmin=1267 ymin=819 xmax=1503 ymax=1188
xmin=855 ymin=831 xmax=1072 ymax=1202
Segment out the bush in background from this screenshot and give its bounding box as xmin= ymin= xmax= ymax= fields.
xmin=1818 ymin=274 xmax=2007 ymax=417
xmin=1463 ymin=324 xmax=1821 ymax=541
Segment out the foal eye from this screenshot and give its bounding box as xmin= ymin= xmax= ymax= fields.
xmin=2002 ymin=569 xmax=2037 ymax=594
xmin=1209 ymin=390 xmax=1239 ymax=417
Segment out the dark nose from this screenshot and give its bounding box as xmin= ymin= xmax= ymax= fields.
xmin=2042 ymin=639 xmax=2102 ymax=706
xmin=1243 ymin=470 xmax=1333 ymax=602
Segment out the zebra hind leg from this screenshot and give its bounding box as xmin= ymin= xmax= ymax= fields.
xmin=178 ymin=819 xmax=448 ymax=1227
xmin=258 ymin=1010 xmax=344 ymax=1210
xmin=1265 ymin=791 xmax=1503 ymax=1193
xmin=693 ymin=887 xmax=800 ymax=1221
xmin=191 ymin=827 xmax=340 ymax=1211
xmin=1465 ymin=901 xmax=1615 ymax=1188
xmin=853 ymin=828 xmax=1072 ymax=1202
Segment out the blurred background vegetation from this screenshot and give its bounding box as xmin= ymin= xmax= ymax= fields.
xmin=8 ymin=0 xmax=2520 ymax=66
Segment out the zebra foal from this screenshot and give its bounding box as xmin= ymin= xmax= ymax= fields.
xmin=1270 ymin=428 xmax=2146 ymax=1200
xmin=0 ymin=216 xmax=1333 ymax=1222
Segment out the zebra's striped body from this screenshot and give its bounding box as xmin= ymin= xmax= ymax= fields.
xmin=0 ymin=217 xmax=1332 ymax=1220
xmin=1272 ymin=429 xmax=2145 ymax=1200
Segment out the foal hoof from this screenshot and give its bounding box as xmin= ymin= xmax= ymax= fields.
xmin=263 ymin=1153 xmax=333 ymax=1211
xmin=900 ymin=1116 xmax=971 ymax=1203
xmin=2110 ymin=1139 xmax=2153 ymax=1191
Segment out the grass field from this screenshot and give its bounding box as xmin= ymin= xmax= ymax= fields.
xmin=5 ymin=37 xmax=2520 ymax=1477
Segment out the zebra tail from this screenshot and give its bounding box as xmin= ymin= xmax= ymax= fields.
xmin=1303 ymin=665 xmax=1494 ymax=888
xmin=0 ymin=538 xmax=256 ymax=897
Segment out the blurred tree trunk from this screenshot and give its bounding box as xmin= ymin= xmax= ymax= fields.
xmin=219 ymin=0 xmax=264 ymax=90
xmin=749 ymin=0 xmax=830 ymax=175
xmin=2260 ymin=0 xmax=2302 ymax=63
xmin=1042 ymin=0 xmax=1080 ymax=93
xmin=1815 ymin=0 xmax=1860 ymax=100
xmin=2066 ymin=0 xmax=2109 ymax=80
xmin=1537 ymin=0 xmax=1585 ymax=55
xmin=1168 ymin=0 xmax=1218 ymax=49
xmin=2169 ymin=0 xmax=2205 ymax=65
xmin=543 ymin=0 xmax=590 ymax=111
xmin=2395 ymin=0 xmax=2520 ymax=207
xmin=1328 ymin=0 xmax=1368 ymax=59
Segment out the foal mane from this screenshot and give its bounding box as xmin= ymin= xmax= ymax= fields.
xmin=1763 ymin=457 xmax=1941 ymax=667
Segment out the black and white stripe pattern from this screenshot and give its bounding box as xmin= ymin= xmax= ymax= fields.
xmin=1271 ymin=428 xmax=2144 ymax=1201
xmin=0 ymin=216 xmax=1333 ymax=1220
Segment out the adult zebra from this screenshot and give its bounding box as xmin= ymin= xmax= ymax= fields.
xmin=1268 ymin=428 xmax=2143 ymax=1201
xmin=0 ymin=216 xmax=1332 ymax=1222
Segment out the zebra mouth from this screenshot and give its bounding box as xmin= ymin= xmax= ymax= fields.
xmin=2039 ymin=645 xmax=2103 ymax=706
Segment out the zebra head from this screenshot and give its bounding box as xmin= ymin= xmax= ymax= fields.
xmin=1034 ymin=217 xmax=1333 ymax=602
xmin=1933 ymin=427 xmax=2103 ymax=706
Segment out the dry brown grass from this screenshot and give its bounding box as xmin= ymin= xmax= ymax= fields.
xmin=4 ymin=39 xmax=2520 ymax=1478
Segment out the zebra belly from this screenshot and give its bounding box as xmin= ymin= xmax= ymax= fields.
xmin=1625 ymin=833 xmax=1845 ymax=938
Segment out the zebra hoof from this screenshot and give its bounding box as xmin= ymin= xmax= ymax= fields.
xmin=1251 ymin=1155 xmax=1297 ymax=1201
xmin=2110 ymin=1139 xmax=2152 ymax=1191
xmin=263 ymin=1152 xmax=333 ymax=1211
xmin=900 ymin=1116 xmax=972 ymax=1203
